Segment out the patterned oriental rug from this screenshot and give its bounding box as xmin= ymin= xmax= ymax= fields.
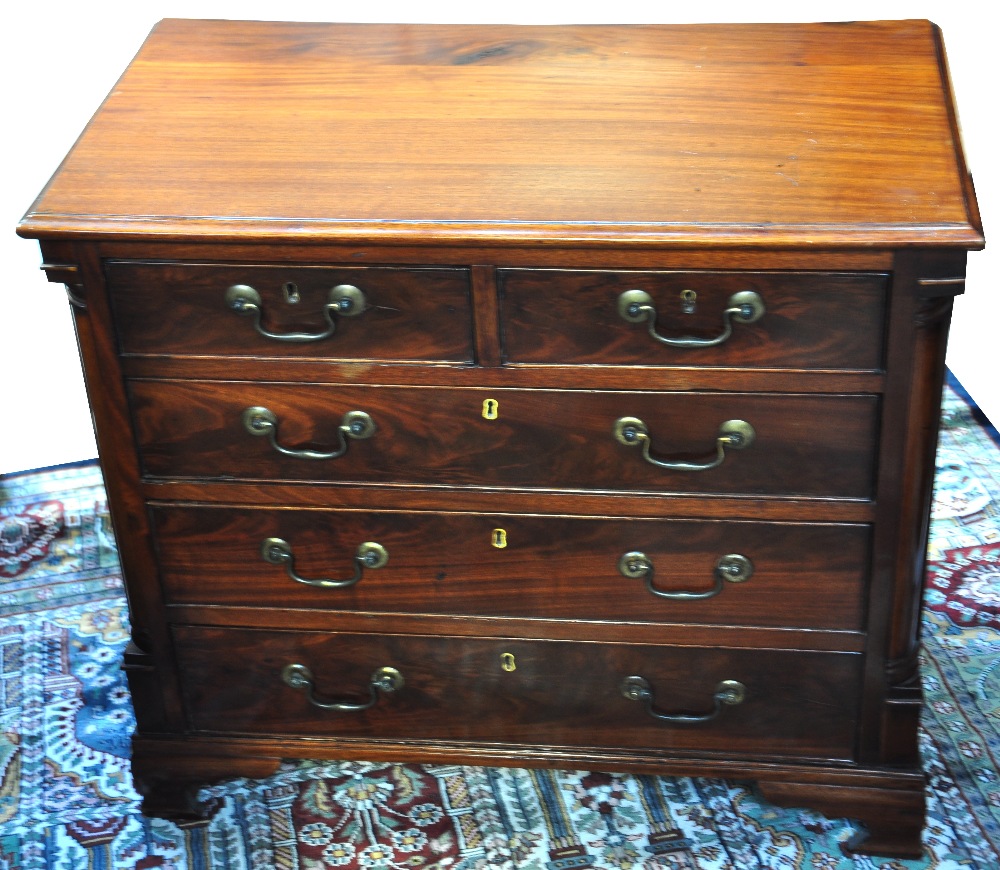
xmin=3 ymin=374 xmax=1000 ymax=870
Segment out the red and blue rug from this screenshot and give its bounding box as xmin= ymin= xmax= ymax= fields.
xmin=2 ymin=376 xmax=999 ymax=869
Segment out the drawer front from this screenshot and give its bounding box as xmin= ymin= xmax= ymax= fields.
xmin=131 ymin=380 xmax=878 ymax=499
xmin=105 ymin=261 xmax=473 ymax=362
xmin=500 ymin=270 xmax=887 ymax=370
xmin=173 ymin=626 xmax=861 ymax=761
xmin=153 ymin=506 xmax=869 ymax=631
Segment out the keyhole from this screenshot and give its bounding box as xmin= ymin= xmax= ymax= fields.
xmin=482 ymin=399 xmax=499 ymax=420
xmin=501 ymin=653 xmax=517 ymax=672
xmin=680 ymin=289 xmax=697 ymax=314
xmin=283 ymin=282 xmax=301 ymax=304
xmin=492 ymin=528 xmax=507 ymax=549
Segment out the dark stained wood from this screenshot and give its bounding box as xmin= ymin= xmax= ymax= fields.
xmin=856 ymin=249 xmax=967 ymax=768
xmin=129 ymin=379 xmax=879 ymax=498
xmin=16 ymin=20 xmax=982 ymax=249
xmin=470 ymin=265 xmax=502 ymax=366
xmin=18 ymin=20 xmax=984 ymax=858
xmin=145 ymin=483 xmax=879 ymax=523
xmin=106 ymin=261 xmax=473 ymax=362
xmin=172 ymin=625 xmax=861 ymax=760
xmin=120 ymin=355 xmax=885 ymax=394
xmin=165 ymin=607 xmax=866 ymax=653
xmin=97 ymin=239 xmax=898 ymax=270
xmin=757 ymin=780 xmax=925 ymax=859
xmin=500 ymin=270 xmax=888 ymax=370
xmin=884 ymin=254 xmax=965 ymax=675
xmin=64 ymin=244 xmax=188 ymax=733
xmin=131 ymin=741 xmax=282 ymax=823
xmin=132 ymin=732 xmax=925 ymax=783
xmin=151 ymin=505 xmax=870 ymax=631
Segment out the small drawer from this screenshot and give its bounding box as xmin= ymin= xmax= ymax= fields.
xmin=153 ymin=505 xmax=870 ymax=632
xmin=173 ymin=625 xmax=861 ymax=761
xmin=105 ymin=261 xmax=473 ymax=363
xmin=130 ymin=380 xmax=878 ymax=499
xmin=499 ymin=269 xmax=888 ymax=370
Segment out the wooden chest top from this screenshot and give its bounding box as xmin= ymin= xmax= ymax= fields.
xmin=18 ymin=18 xmax=982 ymax=249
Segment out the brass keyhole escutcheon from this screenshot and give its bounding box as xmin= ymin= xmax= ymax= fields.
xmin=501 ymin=653 xmax=517 ymax=672
xmin=681 ymin=288 xmax=697 ymax=313
xmin=492 ymin=528 xmax=507 ymax=549
xmin=482 ymin=398 xmax=499 ymax=420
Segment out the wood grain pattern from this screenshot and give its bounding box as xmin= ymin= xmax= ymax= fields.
xmin=172 ymin=625 xmax=861 ymax=760
xmin=18 ymin=20 xmax=983 ymax=856
xmin=106 ymin=261 xmax=473 ymax=362
xmin=17 ymin=19 xmax=982 ymax=249
xmin=67 ymin=244 xmax=189 ymax=733
xmin=150 ymin=505 xmax=870 ymax=631
xmin=144 ymin=483 xmax=879 ymax=524
xmin=128 ymin=379 xmax=879 ymax=498
xmin=500 ymin=269 xmax=887 ymax=370
xmin=92 ymin=239 xmax=898 ymax=270
xmin=166 ymin=607 xmax=865 ymax=653
xmin=119 ymin=355 xmax=886 ymax=395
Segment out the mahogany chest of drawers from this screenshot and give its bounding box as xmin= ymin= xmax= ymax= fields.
xmin=18 ymin=19 xmax=984 ymax=857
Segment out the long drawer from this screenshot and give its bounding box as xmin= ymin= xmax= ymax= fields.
xmin=173 ymin=625 xmax=861 ymax=761
xmin=152 ymin=505 xmax=870 ymax=631
xmin=130 ymin=380 xmax=879 ymax=499
xmin=500 ymin=269 xmax=888 ymax=370
xmin=105 ymin=261 xmax=474 ymax=363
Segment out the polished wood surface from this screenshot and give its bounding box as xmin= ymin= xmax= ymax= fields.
xmin=107 ymin=261 xmax=473 ymax=362
xmin=129 ymin=379 xmax=879 ymax=497
xmin=17 ymin=19 xmax=982 ymax=249
xmin=500 ymin=270 xmax=888 ymax=370
xmin=151 ymin=505 xmax=870 ymax=631
xmin=19 ymin=20 xmax=983 ymax=858
xmin=145 ymin=480 xmax=879 ymax=523
xmin=172 ymin=625 xmax=861 ymax=759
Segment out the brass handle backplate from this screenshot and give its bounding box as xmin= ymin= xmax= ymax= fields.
xmin=242 ymin=406 xmax=375 ymax=460
xmin=617 ymin=288 xmax=764 ymax=348
xmin=226 ymin=283 xmax=366 ymax=342
xmin=261 ymin=538 xmax=388 ymax=588
xmin=618 ymin=551 xmax=753 ymax=600
xmin=281 ymin=664 xmax=403 ymax=712
xmin=620 ymin=676 xmax=746 ymax=724
xmin=613 ymin=417 xmax=754 ymax=472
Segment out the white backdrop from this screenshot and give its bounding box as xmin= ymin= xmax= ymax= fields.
xmin=4 ymin=1 xmax=996 ymax=473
